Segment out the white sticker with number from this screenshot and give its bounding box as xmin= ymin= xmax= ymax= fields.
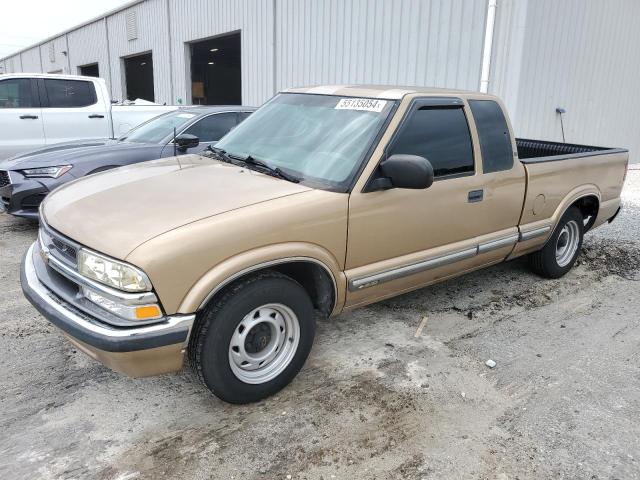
xmin=335 ymin=98 xmax=387 ymax=112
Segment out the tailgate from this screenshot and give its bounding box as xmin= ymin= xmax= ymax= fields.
xmin=111 ymin=105 xmax=179 ymax=137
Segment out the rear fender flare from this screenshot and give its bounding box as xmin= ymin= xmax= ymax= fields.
xmin=549 ymin=185 xmax=600 ymax=233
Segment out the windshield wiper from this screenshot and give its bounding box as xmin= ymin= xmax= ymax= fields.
xmin=205 ymin=145 xmax=236 ymax=165
xmin=228 ymin=153 xmax=301 ymax=184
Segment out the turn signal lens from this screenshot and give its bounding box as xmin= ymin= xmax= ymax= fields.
xmin=135 ymin=305 xmax=162 ymax=320
xmin=82 ymin=287 xmax=162 ymax=322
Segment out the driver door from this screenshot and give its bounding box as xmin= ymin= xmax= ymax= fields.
xmin=344 ymin=98 xmax=486 ymax=308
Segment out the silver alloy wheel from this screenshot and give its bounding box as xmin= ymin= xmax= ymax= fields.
xmin=228 ymin=303 xmax=300 ymax=384
xmin=555 ymin=220 xmax=580 ymax=267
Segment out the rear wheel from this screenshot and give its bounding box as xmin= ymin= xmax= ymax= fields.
xmin=528 ymin=206 xmax=584 ymax=278
xmin=189 ymin=271 xmax=315 ymax=404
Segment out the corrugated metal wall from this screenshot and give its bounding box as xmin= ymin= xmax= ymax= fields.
xmin=2 ymin=0 xmax=637 ymax=161
xmin=168 ymin=0 xmax=274 ymax=107
xmin=41 ymin=36 xmax=70 ymax=73
xmin=106 ymin=0 xmax=172 ymax=103
xmin=19 ymin=47 xmax=41 ymax=73
xmin=490 ymin=0 xmax=640 ymax=161
xmin=67 ymin=20 xmax=111 ymax=84
xmin=0 ymin=0 xmax=488 ymax=106
xmin=275 ymin=0 xmax=487 ymax=91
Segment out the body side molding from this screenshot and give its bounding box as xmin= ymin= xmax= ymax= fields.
xmin=349 ymin=232 xmax=524 ymax=292
xmin=519 ymin=225 xmax=552 ymax=241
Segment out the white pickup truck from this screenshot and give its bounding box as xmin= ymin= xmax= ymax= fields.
xmin=0 ymin=73 xmax=177 ymax=159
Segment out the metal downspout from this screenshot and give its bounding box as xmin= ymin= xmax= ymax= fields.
xmin=480 ymin=0 xmax=498 ymax=93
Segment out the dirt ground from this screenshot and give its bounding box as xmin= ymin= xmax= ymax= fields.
xmin=1 ymin=169 xmax=639 ymax=480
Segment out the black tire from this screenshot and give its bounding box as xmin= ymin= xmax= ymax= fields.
xmin=528 ymin=206 xmax=584 ymax=279
xmin=189 ymin=270 xmax=315 ymax=404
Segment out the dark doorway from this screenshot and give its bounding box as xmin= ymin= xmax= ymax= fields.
xmin=79 ymin=63 xmax=99 ymax=77
xmin=190 ymin=32 xmax=241 ymax=105
xmin=124 ymin=52 xmax=154 ymax=102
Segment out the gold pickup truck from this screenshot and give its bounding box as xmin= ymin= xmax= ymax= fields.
xmin=21 ymin=85 xmax=628 ymax=404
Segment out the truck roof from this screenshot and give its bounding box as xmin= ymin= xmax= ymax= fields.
xmin=0 ymin=72 xmax=107 ymax=83
xmin=283 ymin=84 xmax=491 ymax=100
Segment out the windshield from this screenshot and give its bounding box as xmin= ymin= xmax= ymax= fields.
xmin=215 ymin=93 xmax=395 ymax=190
xmin=120 ymin=111 xmax=197 ymax=144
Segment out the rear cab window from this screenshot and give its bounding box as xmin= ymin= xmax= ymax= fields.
xmin=468 ymin=99 xmax=513 ymax=173
xmin=0 ymin=78 xmax=35 ymax=108
xmin=389 ymin=100 xmax=475 ymax=178
xmin=43 ymin=79 xmax=97 ymax=108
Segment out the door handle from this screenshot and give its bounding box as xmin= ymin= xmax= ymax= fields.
xmin=88 ymin=114 xmax=105 ymax=119
xmin=19 ymin=114 xmax=38 ymax=119
xmin=468 ymin=189 xmax=484 ymax=203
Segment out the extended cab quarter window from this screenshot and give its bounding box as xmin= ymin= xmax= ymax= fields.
xmin=389 ymin=106 xmax=474 ymax=177
xmin=183 ymin=112 xmax=238 ymax=142
xmin=469 ymin=99 xmax=513 ymax=173
xmin=0 ymin=78 xmax=34 ymax=108
xmin=44 ymin=79 xmax=97 ymax=108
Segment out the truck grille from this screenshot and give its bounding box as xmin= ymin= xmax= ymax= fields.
xmin=0 ymin=171 xmax=10 ymax=188
xmin=40 ymin=222 xmax=79 ymax=266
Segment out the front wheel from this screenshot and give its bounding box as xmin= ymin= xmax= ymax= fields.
xmin=528 ymin=206 xmax=584 ymax=279
xmin=189 ymin=271 xmax=315 ymax=404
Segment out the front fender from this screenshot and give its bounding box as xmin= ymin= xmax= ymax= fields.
xmin=177 ymin=242 xmax=347 ymax=315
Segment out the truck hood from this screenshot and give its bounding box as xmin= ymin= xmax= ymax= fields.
xmin=42 ymin=155 xmax=312 ymax=259
xmin=0 ymin=140 xmax=160 ymax=170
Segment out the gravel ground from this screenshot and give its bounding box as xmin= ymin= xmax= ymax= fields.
xmin=1 ymin=171 xmax=639 ymax=480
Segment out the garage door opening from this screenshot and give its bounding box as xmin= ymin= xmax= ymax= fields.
xmin=190 ymin=32 xmax=241 ymax=105
xmin=79 ymin=63 xmax=99 ymax=77
xmin=124 ymin=52 xmax=154 ymax=102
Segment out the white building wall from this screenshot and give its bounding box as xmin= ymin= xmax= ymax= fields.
xmin=40 ymin=36 xmax=71 ymax=73
xmin=19 ymin=47 xmax=42 ymax=73
xmin=5 ymin=0 xmax=637 ymax=163
xmin=275 ymin=0 xmax=488 ymax=92
xmin=168 ymin=0 xmax=275 ymax=107
xmin=106 ymin=0 xmax=172 ymax=104
xmin=67 ymin=20 xmax=112 ymax=92
xmin=490 ymin=0 xmax=640 ymax=161
xmin=1 ymin=0 xmax=487 ymax=106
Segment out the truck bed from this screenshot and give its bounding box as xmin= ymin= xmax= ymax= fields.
xmin=516 ymin=138 xmax=627 ymax=163
xmin=516 ymin=138 xmax=628 ymax=239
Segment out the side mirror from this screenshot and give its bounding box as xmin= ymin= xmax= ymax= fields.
xmin=175 ymin=134 xmax=200 ymax=152
xmin=371 ymin=154 xmax=434 ymax=190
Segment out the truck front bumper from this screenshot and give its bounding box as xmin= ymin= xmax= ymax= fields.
xmin=21 ymin=242 xmax=195 ymax=377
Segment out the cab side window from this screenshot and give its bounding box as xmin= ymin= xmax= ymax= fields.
xmin=0 ymin=79 xmax=34 ymax=108
xmin=389 ymin=106 xmax=474 ymax=177
xmin=469 ymin=100 xmax=513 ymax=173
xmin=43 ymin=79 xmax=97 ymax=108
xmin=183 ymin=112 xmax=238 ymax=142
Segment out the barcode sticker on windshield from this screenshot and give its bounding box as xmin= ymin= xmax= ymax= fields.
xmin=335 ymin=98 xmax=387 ymax=112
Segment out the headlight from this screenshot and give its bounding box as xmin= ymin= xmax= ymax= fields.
xmin=77 ymin=248 xmax=152 ymax=292
xmin=21 ymin=165 xmax=72 ymax=178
